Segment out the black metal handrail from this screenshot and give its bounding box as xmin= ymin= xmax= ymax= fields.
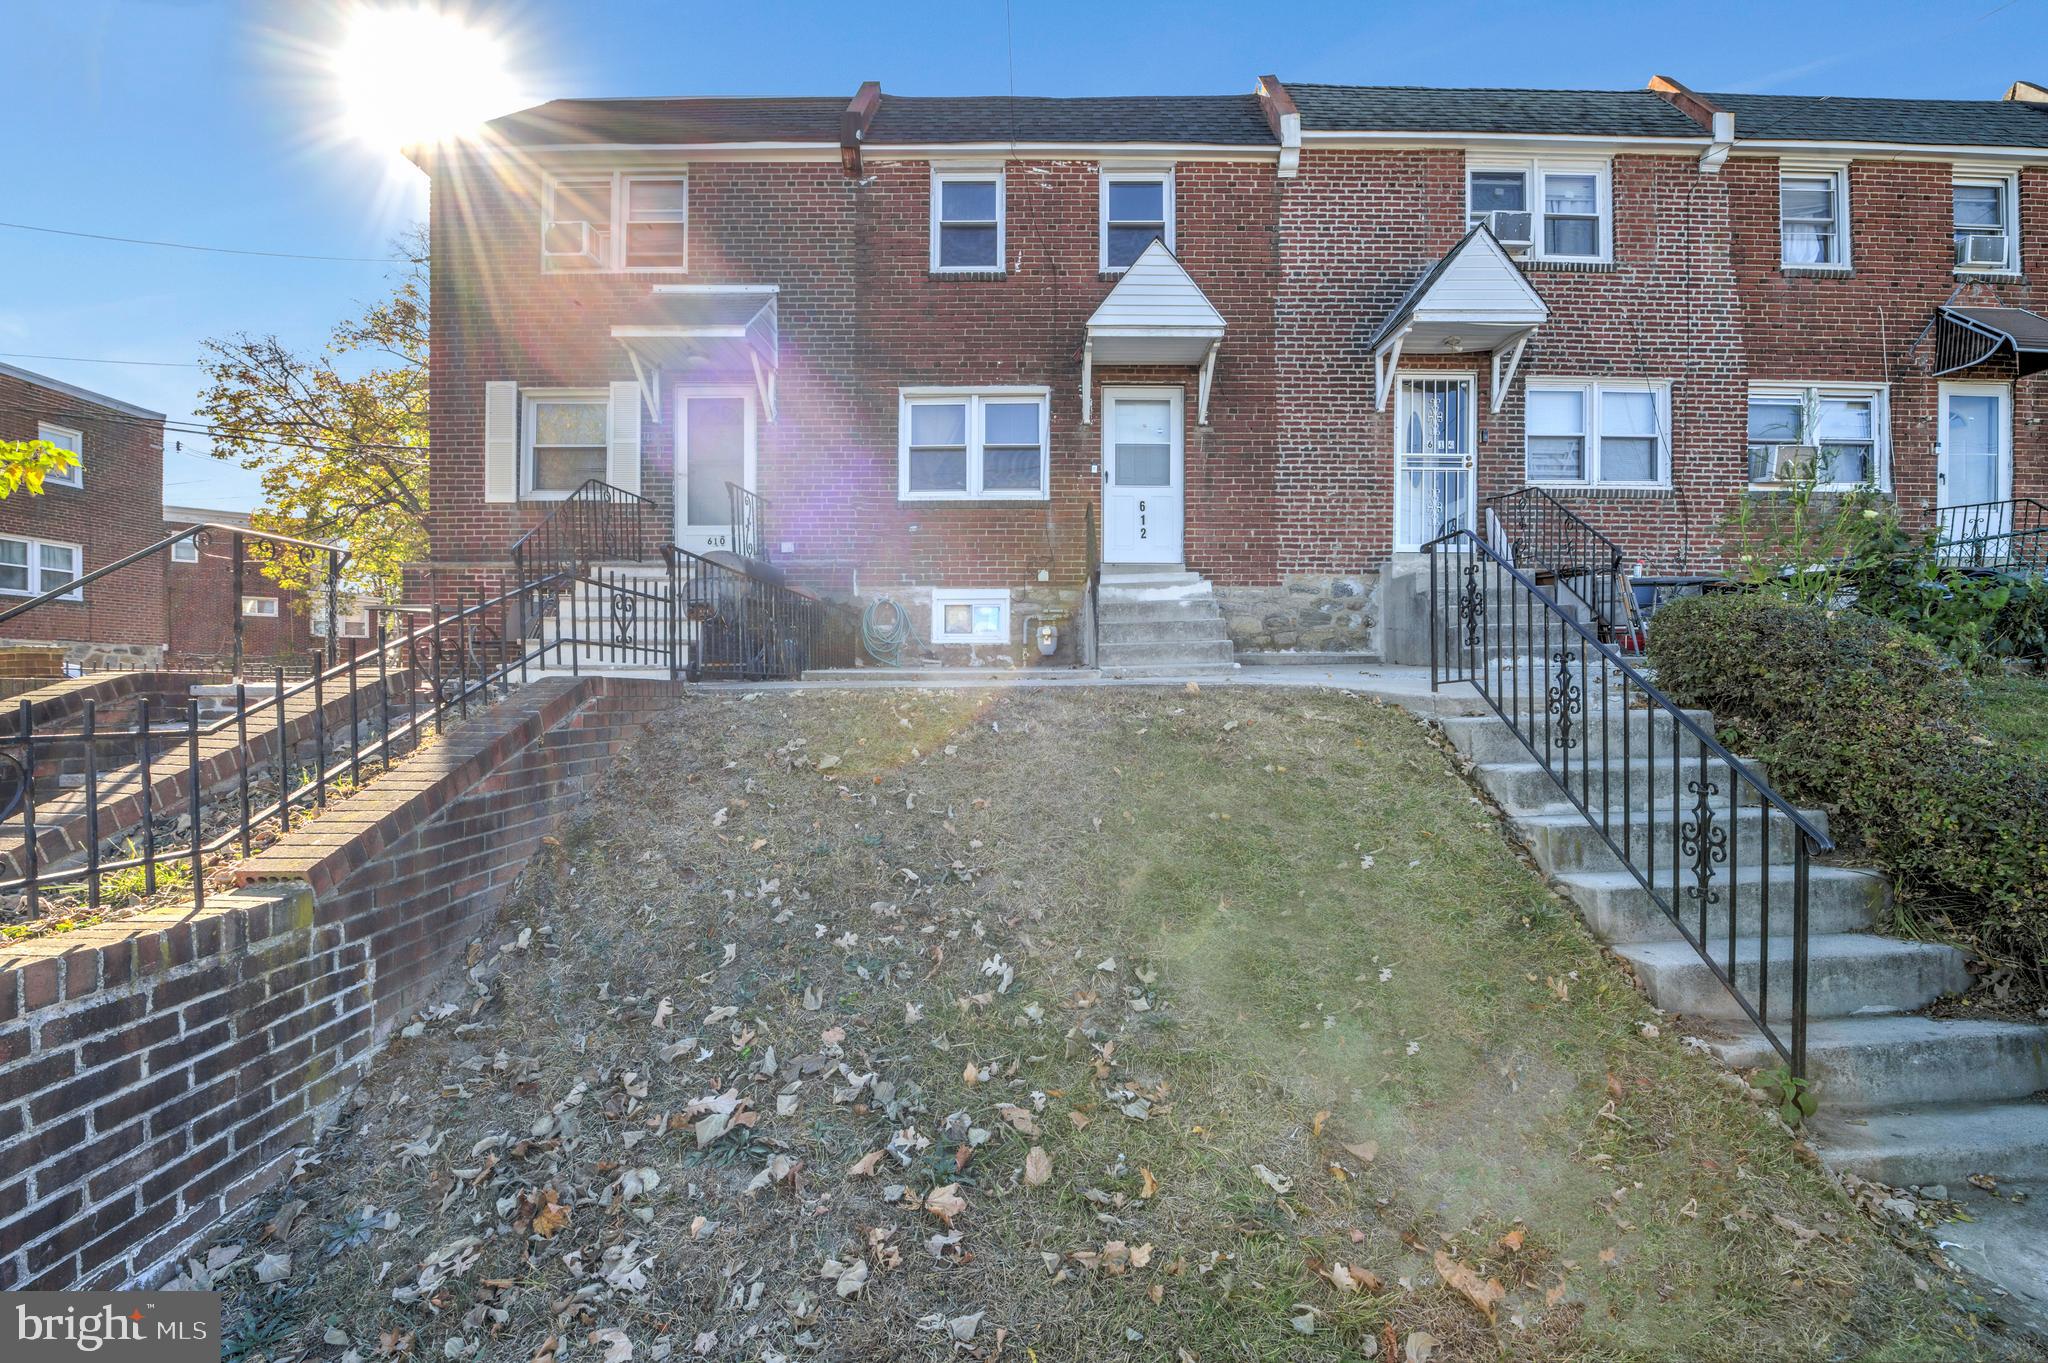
xmin=1426 ymin=528 xmax=1830 ymax=1077
xmin=671 ymin=545 xmax=844 ymax=680
xmin=1930 ymin=497 xmax=2048 ymax=574
xmin=727 ymin=482 xmax=769 ymax=563
xmin=1481 ymin=487 xmax=1634 ymax=644
xmin=508 ymin=479 xmax=657 ymax=583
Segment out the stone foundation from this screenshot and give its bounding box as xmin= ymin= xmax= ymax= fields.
xmin=1214 ymin=573 xmax=1379 ymax=656
xmin=0 ymin=638 xmax=166 ymax=673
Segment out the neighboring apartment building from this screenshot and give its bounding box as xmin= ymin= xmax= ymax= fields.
xmin=411 ymin=76 xmax=2048 ymax=662
xmin=0 ymin=362 xmax=169 ymax=667
xmin=161 ymin=505 xmax=346 ymax=668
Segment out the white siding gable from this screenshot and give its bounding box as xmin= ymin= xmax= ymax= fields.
xmin=1412 ymin=232 xmax=1546 ymax=326
xmin=1086 ymin=239 xmax=1226 ymax=336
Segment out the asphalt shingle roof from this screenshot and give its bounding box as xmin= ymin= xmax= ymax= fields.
xmin=1289 ymin=85 xmax=1706 ymax=138
xmin=1706 ymin=92 xmax=2048 ymax=147
xmin=488 ymin=97 xmax=847 ymax=146
xmin=864 ymin=94 xmax=1275 ymax=145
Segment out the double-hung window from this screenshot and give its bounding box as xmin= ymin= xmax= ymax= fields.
xmin=931 ymin=171 xmax=1003 ymax=272
xmin=1779 ymin=166 xmax=1849 ymax=268
xmin=1524 ymin=381 xmax=1670 ymax=488
xmin=898 ymin=388 xmax=1048 ymax=500
xmin=1100 ymin=170 xmax=1173 ymax=271
xmin=542 ymin=172 xmax=687 ymax=272
xmin=0 ymin=535 xmax=82 ymax=599
xmin=1953 ymin=174 xmax=2018 ymax=274
xmin=242 ymin=596 xmax=280 ymax=618
xmin=1467 ymin=159 xmax=1610 ymax=262
xmin=35 ymin=422 xmax=82 ymax=488
xmin=521 ymin=391 xmax=610 ymax=497
xmin=1747 ymin=384 xmax=1888 ymax=491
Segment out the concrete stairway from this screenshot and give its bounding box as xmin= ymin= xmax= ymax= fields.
xmin=1439 ymin=657 xmax=2048 ymax=1191
xmin=530 ymin=563 xmax=680 ymax=676
xmin=1095 ymin=565 xmax=1236 ymax=677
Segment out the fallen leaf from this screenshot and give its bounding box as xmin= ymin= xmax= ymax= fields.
xmin=1024 ymin=1146 xmax=1053 ymax=1187
xmin=1405 ymin=1331 xmax=1437 ymax=1363
xmin=1252 ymin=1163 xmax=1293 ymax=1195
xmin=253 ymin=1251 xmax=292 ymax=1284
xmin=1138 ymin=1167 xmax=1158 ymax=1199
xmin=531 ymin=1189 xmax=570 ymax=1239
xmin=1342 ymin=1140 xmax=1378 ymax=1165
xmin=1433 ymin=1250 xmax=1505 ymax=1323
xmin=846 ymin=1151 xmax=884 ymax=1179
xmin=924 ymin=1183 xmax=967 ymax=1226
xmin=1498 ymin=1228 xmax=1526 ymax=1253
xmin=590 ymin=1329 xmax=632 ymax=1363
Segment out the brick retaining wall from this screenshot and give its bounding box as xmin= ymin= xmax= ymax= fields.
xmin=0 ymin=676 xmax=675 ymax=1289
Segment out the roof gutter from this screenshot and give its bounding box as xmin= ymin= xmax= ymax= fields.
xmin=1257 ymin=75 xmax=1301 ymax=177
xmin=841 ymin=80 xmax=881 ymax=176
xmin=1647 ymin=75 xmax=1734 ymax=172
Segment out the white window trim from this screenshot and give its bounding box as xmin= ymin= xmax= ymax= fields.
xmin=1098 ymin=167 xmax=1175 ymax=273
xmin=1746 ymin=381 xmax=1892 ymax=492
xmin=897 ymin=386 xmax=1050 ymax=502
xmin=520 ymin=388 xmax=611 ymax=501
xmin=1523 ymin=379 xmax=1673 ymax=490
xmin=1778 ymin=161 xmax=1852 ymax=271
xmin=35 ymin=422 xmax=82 ymax=488
xmin=540 ymin=171 xmax=689 ymax=274
xmin=1465 ymin=156 xmax=1612 ymax=263
xmin=1953 ymin=170 xmax=2021 ymax=277
xmin=929 ymin=168 xmax=1006 ymax=274
xmin=170 ymin=537 xmax=200 ymax=563
xmin=241 ymin=595 xmax=280 ymax=618
xmin=0 ymin=535 xmax=83 ymax=600
xmin=930 ymin=588 xmax=1011 ymax=644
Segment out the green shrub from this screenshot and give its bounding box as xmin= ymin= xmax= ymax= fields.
xmin=1647 ymin=593 xmax=2048 ymax=991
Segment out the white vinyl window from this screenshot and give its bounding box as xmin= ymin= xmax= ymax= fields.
xmin=241 ymin=595 xmax=279 ymax=617
xmin=170 ymin=536 xmax=200 ymax=563
xmin=930 ymin=588 xmax=1010 ymax=644
xmin=1524 ymin=381 xmax=1671 ymax=488
xmin=521 ymin=391 xmax=610 ymax=498
xmin=1100 ymin=170 xmax=1173 ymax=271
xmin=898 ymin=388 xmax=1048 ymax=500
xmin=931 ymin=171 xmax=1004 ymax=272
xmin=1953 ymin=174 xmax=2019 ymax=274
xmin=35 ymin=422 xmax=82 ymax=488
xmin=0 ymin=536 xmax=81 ymax=599
xmin=1747 ymin=384 xmax=1888 ymax=491
xmin=1780 ymin=167 xmax=1849 ymax=268
xmin=1467 ymin=158 xmax=1610 ymax=262
xmin=542 ymin=172 xmax=687 ymax=273
xmin=313 ymin=609 xmax=372 ymax=638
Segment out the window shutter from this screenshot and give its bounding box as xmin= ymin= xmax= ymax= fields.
xmin=607 ymin=381 xmax=643 ymax=496
xmin=483 ymin=382 xmax=518 ymax=503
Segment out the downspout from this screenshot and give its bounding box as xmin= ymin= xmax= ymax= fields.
xmin=1256 ymin=75 xmax=1300 ymax=179
xmin=1646 ymin=74 xmax=1733 ymax=173
xmin=840 ymin=80 xmax=880 ymax=177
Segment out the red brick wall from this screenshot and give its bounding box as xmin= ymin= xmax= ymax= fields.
xmin=0 ymin=372 xmax=166 ymax=653
xmin=162 ymin=528 xmax=320 ymax=668
xmin=0 ymin=676 xmax=671 ymax=1289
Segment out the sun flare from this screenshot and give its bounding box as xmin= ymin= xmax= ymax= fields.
xmin=332 ymin=4 xmax=522 ymax=152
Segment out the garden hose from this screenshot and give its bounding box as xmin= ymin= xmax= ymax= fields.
xmin=860 ymin=597 xmax=920 ymax=667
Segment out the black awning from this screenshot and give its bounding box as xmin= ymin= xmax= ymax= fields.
xmin=1935 ymin=306 xmax=2048 ymax=378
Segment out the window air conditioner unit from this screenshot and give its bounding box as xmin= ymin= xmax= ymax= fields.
xmin=543 ymin=220 xmax=604 ymax=267
xmin=1956 ymin=233 xmax=2009 ymax=268
xmin=1485 ymin=210 xmax=1534 ymax=248
xmin=1754 ymin=444 xmax=1820 ymax=485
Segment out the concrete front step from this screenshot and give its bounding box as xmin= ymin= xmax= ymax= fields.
xmin=1612 ymin=933 xmax=1972 ymax=1020
xmin=1556 ymin=864 xmax=1887 ymax=943
xmin=1475 ymin=752 xmax=1767 ymax=818
xmin=1097 ymin=638 xmax=1235 ymax=667
xmin=1096 ymin=602 xmax=1226 ymax=627
xmin=1099 ymin=662 xmax=1239 ymax=680
xmin=1097 ymin=617 xmax=1236 ymax=647
xmin=1806 ymin=1102 xmax=2048 ymax=1186
xmin=1704 ymin=1016 xmax=2048 ymax=1111
xmin=1440 ymin=709 xmax=1715 ymax=766
xmin=1512 ymin=800 xmax=1831 ymax=875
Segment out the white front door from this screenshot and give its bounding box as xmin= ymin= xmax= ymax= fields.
xmin=1938 ymin=381 xmax=2012 ymax=528
xmin=1101 ymin=387 xmax=1184 ymax=563
xmin=675 ymin=388 xmax=757 ymax=555
xmin=1393 ymin=374 xmax=1477 ymax=552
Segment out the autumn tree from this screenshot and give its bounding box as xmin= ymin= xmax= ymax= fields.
xmin=197 ymin=227 xmax=427 ymax=602
xmin=0 ymin=438 xmax=81 ymax=499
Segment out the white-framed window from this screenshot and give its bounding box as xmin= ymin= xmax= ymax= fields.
xmin=35 ymin=422 xmax=82 ymax=488
xmin=898 ymin=387 xmax=1048 ymax=501
xmin=312 ymin=609 xmax=373 ymax=638
xmin=1779 ymin=165 xmax=1850 ymax=269
xmin=170 ymin=536 xmax=200 ymax=563
xmin=1953 ymin=173 xmax=2019 ymax=274
xmin=930 ymin=170 xmax=1004 ymax=272
xmin=1100 ymin=169 xmax=1173 ymax=271
xmin=0 ymin=536 xmax=81 ymax=599
xmin=930 ymin=588 xmax=1010 ymax=644
xmin=541 ymin=172 xmax=687 ymax=273
xmin=1747 ymin=384 xmax=1889 ymax=491
xmin=521 ymin=390 xmax=610 ymax=499
xmin=241 ymin=595 xmax=279 ymax=618
xmin=1524 ymin=381 xmax=1671 ymax=488
xmin=1467 ymin=158 xmax=1611 ymax=262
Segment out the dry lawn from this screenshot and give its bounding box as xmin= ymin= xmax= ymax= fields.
xmin=181 ymin=685 xmax=2042 ymax=1363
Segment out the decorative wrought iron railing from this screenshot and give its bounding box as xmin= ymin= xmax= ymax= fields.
xmin=1480 ymin=487 xmax=1636 ymax=645
xmin=671 ymin=546 xmax=852 ymax=681
xmin=727 ymin=482 xmax=770 ymax=564
xmin=1930 ymin=496 xmax=2048 ymax=574
xmin=508 ymin=478 xmax=657 ymax=584
xmin=1426 ymin=529 xmax=1828 ymax=1077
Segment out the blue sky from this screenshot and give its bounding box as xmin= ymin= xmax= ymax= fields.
xmin=4 ymin=0 xmax=2044 ymax=511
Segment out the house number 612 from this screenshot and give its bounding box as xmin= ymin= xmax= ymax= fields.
xmin=1138 ymin=499 xmax=1148 ymax=539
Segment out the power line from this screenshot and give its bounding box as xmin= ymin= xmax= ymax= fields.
xmin=0 ymin=350 xmax=201 ymax=368
xmin=0 ymin=400 xmax=424 ymax=458
xmin=0 ymin=220 xmax=404 ymax=264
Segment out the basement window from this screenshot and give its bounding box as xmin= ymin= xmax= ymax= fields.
xmin=930 ymin=588 xmax=1009 ymax=644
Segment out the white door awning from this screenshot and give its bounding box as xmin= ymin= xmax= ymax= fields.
xmin=1368 ymin=226 xmax=1548 ymax=413
xmin=1083 ymin=239 xmax=1227 ymax=425
xmin=612 ymin=285 xmax=779 ymax=421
